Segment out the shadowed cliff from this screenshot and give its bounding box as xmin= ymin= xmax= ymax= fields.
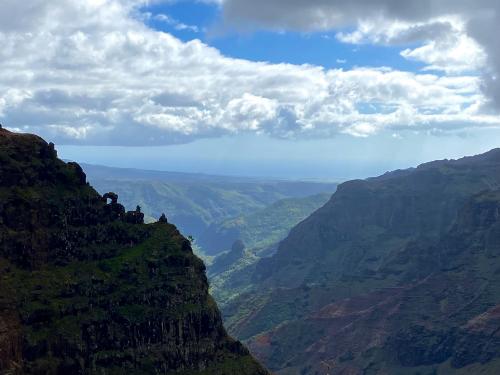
xmin=223 ymin=148 xmax=500 ymax=374
xmin=0 ymin=128 xmax=268 ymax=375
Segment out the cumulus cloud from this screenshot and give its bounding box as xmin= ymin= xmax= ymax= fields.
xmin=0 ymin=0 xmax=499 ymax=145
xmin=220 ymin=0 xmax=500 ymax=108
xmin=335 ymin=17 xmax=487 ymax=74
xmin=150 ymin=13 xmax=201 ymax=33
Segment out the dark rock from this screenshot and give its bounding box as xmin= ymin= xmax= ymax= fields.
xmin=159 ymin=213 xmax=168 ymax=223
xmin=103 ymin=192 xmax=118 ymax=204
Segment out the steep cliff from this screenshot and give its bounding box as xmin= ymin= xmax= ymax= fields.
xmin=223 ymin=149 xmax=500 ymax=374
xmin=0 ymin=128 xmax=267 ymax=375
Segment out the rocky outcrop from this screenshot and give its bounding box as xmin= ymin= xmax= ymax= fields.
xmin=0 ymin=128 xmax=268 ymax=375
xmin=209 ymin=240 xmax=247 ymax=278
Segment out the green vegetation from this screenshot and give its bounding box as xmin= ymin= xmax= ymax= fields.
xmin=201 ymin=193 xmax=332 ymax=255
xmin=0 ymin=128 xmax=268 ymax=375
xmin=205 ymin=193 xmax=332 ymax=310
xmin=82 ymin=164 xmax=337 ymax=323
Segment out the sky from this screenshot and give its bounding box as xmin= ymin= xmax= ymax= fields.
xmin=1 ymin=0 xmax=500 ymax=179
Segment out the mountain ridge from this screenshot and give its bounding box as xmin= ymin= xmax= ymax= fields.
xmin=221 ymin=147 xmax=500 ymax=374
xmin=0 ymin=128 xmax=268 ymax=375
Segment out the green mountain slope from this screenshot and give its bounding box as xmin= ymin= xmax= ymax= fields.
xmin=206 ymin=193 xmax=332 ymax=309
xmin=0 ymin=128 xmax=268 ymax=375
xmin=201 ymin=193 xmax=332 ymax=255
xmin=82 ymin=164 xmax=337 ymax=255
xmin=222 ymin=149 xmax=500 ymax=374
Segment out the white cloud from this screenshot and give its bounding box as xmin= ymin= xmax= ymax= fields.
xmin=0 ymin=0 xmax=499 ymax=145
xmin=220 ymin=0 xmax=500 ymax=108
xmin=401 ymin=33 xmax=486 ymax=74
xmin=336 ymin=17 xmax=487 ymax=74
xmin=153 ymin=13 xmax=200 ymax=33
xmin=225 ymin=94 xmax=279 ymax=131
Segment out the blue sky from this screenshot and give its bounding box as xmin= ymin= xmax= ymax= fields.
xmin=1 ymin=0 xmax=499 ymax=179
xmin=142 ymin=1 xmax=426 ymax=72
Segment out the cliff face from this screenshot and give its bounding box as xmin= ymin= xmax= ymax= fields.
xmin=222 ymin=149 xmax=500 ymax=374
xmin=256 ymin=151 xmax=500 ymax=288
xmin=244 ymin=190 xmax=500 ymax=374
xmin=0 ymin=128 xmax=267 ymax=375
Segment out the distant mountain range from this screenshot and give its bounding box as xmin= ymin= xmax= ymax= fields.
xmin=80 ymin=164 xmax=337 ymax=316
xmin=82 ymin=163 xmax=338 ymax=255
xmin=81 ymin=163 xmax=338 ymax=322
xmin=221 ymin=149 xmax=500 ymax=374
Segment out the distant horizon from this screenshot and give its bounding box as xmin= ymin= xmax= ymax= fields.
xmin=57 ymin=131 xmax=500 ymax=182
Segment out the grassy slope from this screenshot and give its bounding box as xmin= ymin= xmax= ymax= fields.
xmin=1 ymin=224 xmax=266 ymax=375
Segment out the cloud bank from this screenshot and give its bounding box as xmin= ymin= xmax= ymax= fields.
xmin=0 ymin=0 xmax=498 ymax=145
xmin=220 ymin=0 xmax=500 ymax=108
